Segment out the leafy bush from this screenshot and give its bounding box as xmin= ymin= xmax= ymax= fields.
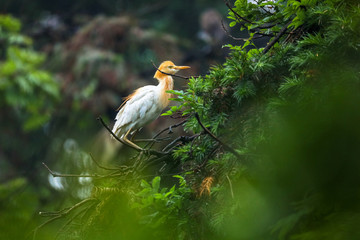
xmin=0 ymin=15 xmax=59 ymax=239
xmin=149 ymin=0 xmax=360 ymax=239
xmin=0 ymin=14 xmax=59 ymax=131
xmin=131 ymin=176 xmax=191 ymax=238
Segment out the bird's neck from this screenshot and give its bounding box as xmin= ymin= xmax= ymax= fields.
xmin=158 ymin=76 xmax=174 ymax=108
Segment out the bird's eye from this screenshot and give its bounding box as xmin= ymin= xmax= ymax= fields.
xmin=168 ymin=66 xmax=173 ymax=69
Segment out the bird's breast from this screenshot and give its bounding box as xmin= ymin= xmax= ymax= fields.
xmin=159 ymin=91 xmax=172 ymax=109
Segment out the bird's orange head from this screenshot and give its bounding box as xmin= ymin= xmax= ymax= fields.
xmin=154 ymin=61 xmax=190 ymax=79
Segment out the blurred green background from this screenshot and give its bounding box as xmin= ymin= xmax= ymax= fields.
xmin=1 ymin=0 xmax=360 ymax=239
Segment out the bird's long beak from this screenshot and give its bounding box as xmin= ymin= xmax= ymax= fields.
xmin=174 ymin=65 xmax=191 ymax=70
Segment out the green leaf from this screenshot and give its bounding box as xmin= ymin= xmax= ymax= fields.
xmin=153 ymin=193 xmax=164 ymax=199
xmin=152 ymin=176 xmax=161 ymax=192
xmin=23 ymin=114 xmax=50 ymax=131
xmin=8 ymin=33 xmax=33 ymax=46
xmin=165 ymin=185 xmax=176 ymax=197
xmin=140 ymin=179 xmax=151 ymax=189
xmin=0 ymin=15 xmax=21 ymax=32
xmin=0 ymin=61 xmax=16 ymax=76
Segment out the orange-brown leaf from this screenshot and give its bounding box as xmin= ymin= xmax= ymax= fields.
xmin=198 ymin=176 xmax=214 ymax=197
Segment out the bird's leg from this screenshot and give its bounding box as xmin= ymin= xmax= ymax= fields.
xmin=134 ymin=137 xmax=171 ymax=143
xmin=122 ymin=128 xmax=145 ymax=151
xmin=130 ymin=128 xmax=168 ymax=143
xmin=130 ymin=129 xmax=139 ymax=141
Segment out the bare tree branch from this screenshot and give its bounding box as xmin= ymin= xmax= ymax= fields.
xmin=262 ymin=20 xmax=292 ymax=54
xmin=42 ymin=162 xmax=131 ymax=180
xmin=194 ymin=113 xmax=242 ymax=159
xmin=55 ymin=205 xmax=93 ymax=239
xmin=153 ymin=119 xmax=187 ymax=139
xmin=89 ymin=153 xmax=120 ymax=171
xmin=33 ymin=198 xmax=98 ymax=240
xmin=144 ymin=119 xmax=187 ymax=149
xmin=42 ymin=162 xmax=102 ymax=178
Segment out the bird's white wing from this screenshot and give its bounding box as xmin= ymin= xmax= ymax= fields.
xmin=112 ymin=86 xmax=162 ymax=137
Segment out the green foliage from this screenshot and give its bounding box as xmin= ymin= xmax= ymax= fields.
xmin=0 ymin=178 xmax=39 ymax=239
xmin=131 ymin=176 xmax=191 ymax=238
xmin=0 ymin=16 xmax=60 ymax=239
xmin=0 ymin=15 xmax=59 ymax=131
xmin=24 ymin=0 xmax=360 ymax=239
xmin=150 ymin=0 xmax=360 ymax=239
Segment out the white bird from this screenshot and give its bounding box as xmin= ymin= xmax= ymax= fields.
xmin=112 ymin=61 xmax=190 ymax=150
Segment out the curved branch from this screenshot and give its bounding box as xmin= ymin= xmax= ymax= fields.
xmin=89 ymin=153 xmax=120 ymax=171
xmin=42 ymin=162 xmax=130 ymax=179
xmin=97 ymin=116 xmax=166 ymax=157
xmin=262 ymin=20 xmax=292 ymax=54
xmin=42 ymin=162 xmax=102 ymax=178
xmin=194 ymin=113 xmax=242 ymax=159
xmin=221 ymin=19 xmax=270 ymax=41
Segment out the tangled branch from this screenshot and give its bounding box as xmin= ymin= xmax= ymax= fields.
xmin=33 ymin=198 xmax=99 ymax=240
xmin=262 ymin=20 xmax=293 ymax=54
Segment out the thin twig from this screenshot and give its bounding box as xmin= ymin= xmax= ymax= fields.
xmin=262 ymin=20 xmax=292 ymax=54
xmin=89 ymin=153 xmax=119 ymax=171
xmin=42 ymin=162 xmax=101 ymax=178
xmin=137 ymin=134 xmax=200 ymax=172
xmin=224 ymin=0 xmax=253 ymax=24
xmin=144 ymin=119 xmax=188 ymax=149
xmin=55 ymin=206 xmax=90 ymax=239
xmin=138 ymin=155 xmax=171 ymax=173
xmin=33 ymin=215 xmax=63 ymax=240
xmin=221 ymin=19 xmax=249 ymax=41
xmin=221 ymin=19 xmax=268 ymax=41
xmin=194 ymin=113 xmax=242 ymax=159
xmin=33 ymin=198 xmax=98 ymax=240
xmin=154 ymin=119 xmax=187 ymax=138
xmin=162 ymin=134 xmax=199 ymax=152
xmin=38 ymin=198 xmax=98 ymax=217
xmin=42 ymin=162 xmax=129 ymax=179
xmin=226 ymin=174 xmax=235 ymax=199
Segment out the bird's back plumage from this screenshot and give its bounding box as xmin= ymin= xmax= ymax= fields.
xmin=112 ymin=85 xmax=163 ymax=137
